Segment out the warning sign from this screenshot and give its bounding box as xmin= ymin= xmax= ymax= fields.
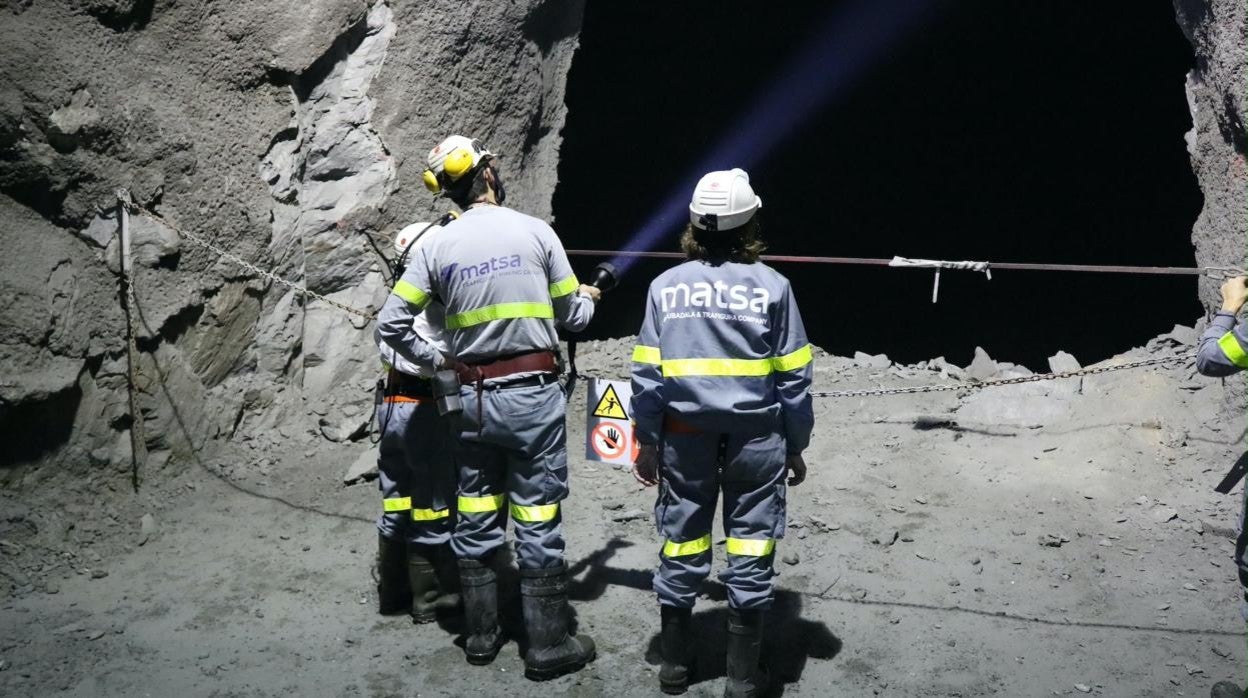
xmin=590 ymin=422 xmax=629 ymax=460
xmin=592 ymin=383 xmax=629 ymax=420
xmin=585 ymin=378 xmax=635 ymax=466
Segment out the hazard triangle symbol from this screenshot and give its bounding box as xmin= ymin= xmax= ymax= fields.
xmin=592 ymin=384 xmax=629 ymax=420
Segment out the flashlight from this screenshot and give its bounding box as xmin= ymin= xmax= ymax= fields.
xmin=588 ymin=262 xmax=618 ymax=294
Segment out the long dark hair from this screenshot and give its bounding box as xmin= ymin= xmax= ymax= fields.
xmin=679 ymin=214 xmax=766 ymax=263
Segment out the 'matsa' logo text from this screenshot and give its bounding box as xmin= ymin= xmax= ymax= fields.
xmin=441 ymin=255 xmax=524 ymax=285
xmin=659 ymin=282 xmax=770 ymax=314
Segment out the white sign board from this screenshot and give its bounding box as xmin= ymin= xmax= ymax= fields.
xmin=584 ymin=378 xmax=637 ymax=465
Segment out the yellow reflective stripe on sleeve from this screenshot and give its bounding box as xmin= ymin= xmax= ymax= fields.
xmin=1218 ymin=332 xmax=1248 ymax=369
xmin=509 ymin=502 xmax=560 ymax=522
xmin=725 ymin=537 xmax=775 ymax=556
xmin=661 ymin=534 xmax=712 ymax=557
xmin=411 ymin=508 xmax=450 ymax=522
xmin=632 ymin=345 xmax=662 ymax=364
xmin=382 ymin=497 xmax=412 ymax=513
xmin=661 ymin=357 xmax=773 ymax=378
xmin=392 ymin=280 xmax=431 ymax=308
xmin=548 ymin=275 xmax=579 ymax=298
xmin=771 ymin=344 xmax=814 ymax=372
xmin=458 ymin=493 xmax=506 ymax=513
xmin=445 ymin=302 xmax=555 ymax=330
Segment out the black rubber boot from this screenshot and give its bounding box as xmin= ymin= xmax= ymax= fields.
xmin=1209 ymin=682 xmax=1245 ymax=698
xmin=724 ymin=608 xmax=768 ymax=698
xmin=377 ymin=532 xmax=410 ymax=615
xmin=429 ymin=543 xmax=463 ymax=616
xmin=659 ymin=605 xmax=694 ymax=694
xmin=520 ymin=563 xmax=596 ymax=681
xmin=407 ymin=543 xmax=441 ymax=623
xmin=458 ymin=557 xmax=505 ymax=665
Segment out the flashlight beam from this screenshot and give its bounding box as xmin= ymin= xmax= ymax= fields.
xmin=567 ymin=249 xmax=1226 ymax=276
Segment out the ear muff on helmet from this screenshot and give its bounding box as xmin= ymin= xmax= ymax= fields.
xmin=423 ymin=147 xmax=481 ymax=194
xmin=422 ymin=169 xmax=442 ymax=193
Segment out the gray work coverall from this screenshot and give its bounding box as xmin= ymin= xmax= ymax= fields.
xmin=376 ymin=205 xmax=593 ymax=570
xmin=1195 ymin=311 xmax=1248 ymax=620
xmin=631 ymin=259 xmax=814 ymax=610
xmin=375 ymin=342 xmax=456 ymax=545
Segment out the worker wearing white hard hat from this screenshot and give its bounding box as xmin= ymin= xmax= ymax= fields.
xmin=630 ymin=168 xmax=814 ymax=697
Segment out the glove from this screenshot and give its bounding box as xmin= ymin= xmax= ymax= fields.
xmin=785 ymin=452 xmax=807 ymax=486
xmin=632 ymin=443 xmax=661 ymax=487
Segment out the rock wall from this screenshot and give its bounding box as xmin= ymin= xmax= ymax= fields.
xmin=0 ymin=0 xmax=585 ymax=481
xmin=1173 ymin=0 xmax=1247 ymax=309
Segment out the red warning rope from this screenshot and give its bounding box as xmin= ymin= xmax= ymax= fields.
xmin=565 ymin=249 xmax=1243 ymax=277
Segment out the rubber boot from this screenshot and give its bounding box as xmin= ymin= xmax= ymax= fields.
xmin=659 ymin=605 xmax=694 ymax=694
xmin=1209 ymin=682 xmax=1245 ymax=698
xmin=428 ymin=544 xmax=463 ymax=617
xmin=407 ymin=543 xmax=441 ymax=623
xmin=458 ymin=558 xmax=505 ymax=665
xmin=520 ymin=563 xmax=596 ymax=681
xmin=377 ymin=532 xmax=410 ymax=615
xmin=724 ymin=608 xmax=768 ymax=698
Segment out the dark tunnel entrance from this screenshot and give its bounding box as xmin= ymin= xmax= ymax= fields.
xmin=552 ymin=0 xmax=1203 ymax=369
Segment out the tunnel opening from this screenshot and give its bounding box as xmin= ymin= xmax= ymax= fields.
xmin=552 ymin=0 xmax=1203 ymax=369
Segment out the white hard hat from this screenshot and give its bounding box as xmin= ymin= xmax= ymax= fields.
xmin=689 ymin=168 xmax=762 ymax=231
xmin=394 ymin=222 xmax=433 ymax=255
xmin=422 ymin=135 xmax=494 ymax=193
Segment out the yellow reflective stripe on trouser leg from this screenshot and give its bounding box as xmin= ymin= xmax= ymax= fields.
xmin=725 ymin=537 xmax=775 ymax=556
xmin=445 ymin=302 xmax=555 ymax=330
xmin=662 ymin=534 xmax=712 ymax=557
xmin=411 ymin=508 xmax=450 ymax=522
xmin=632 ymin=345 xmax=661 ymax=364
xmin=549 ymin=275 xmax=579 ymax=297
xmin=1218 ymin=332 xmax=1248 ymax=369
xmin=510 ymin=502 xmax=560 ymax=522
xmin=458 ymin=493 xmax=506 ymax=513
xmin=391 ymin=280 xmax=431 ymax=309
xmin=771 ymin=344 xmax=814 ymax=371
xmin=382 ymin=497 xmax=412 ymax=513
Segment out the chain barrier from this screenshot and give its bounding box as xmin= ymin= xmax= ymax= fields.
xmin=123 ymin=199 xmax=376 ymax=321
xmin=808 ymin=352 xmax=1196 ymax=398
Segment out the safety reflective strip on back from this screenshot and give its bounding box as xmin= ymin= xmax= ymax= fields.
xmin=382 ymin=497 xmax=412 ymax=513
xmin=661 ymin=357 xmax=774 ymax=378
xmin=509 ymin=502 xmax=559 ymax=522
xmin=458 ymin=493 xmax=506 ymax=513
xmin=411 ymin=508 xmax=450 ymax=522
xmin=725 ymin=537 xmax=775 ymax=556
xmin=632 ymin=345 xmax=661 ymax=364
xmin=1218 ymin=332 xmax=1248 ymax=369
xmin=445 ymin=302 xmax=554 ymax=330
xmin=772 ymin=344 xmax=814 ymax=371
xmin=392 ymin=280 xmax=431 ymax=309
xmin=549 ymin=275 xmax=579 ymax=298
xmin=662 ymin=534 xmax=712 ymax=557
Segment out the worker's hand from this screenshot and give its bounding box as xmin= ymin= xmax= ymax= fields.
xmin=785 ymin=452 xmax=807 ymax=486
xmin=1221 ymin=276 xmax=1248 ymax=314
xmin=578 ymin=284 xmax=602 ymax=303
xmin=632 ymin=443 xmax=661 ymax=487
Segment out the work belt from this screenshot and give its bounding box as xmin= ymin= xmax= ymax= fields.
xmin=663 ymin=413 xmax=730 ymax=465
xmin=457 ymin=350 xmax=560 ymax=432
xmin=385 ymin=370 xmax=433 ymax=403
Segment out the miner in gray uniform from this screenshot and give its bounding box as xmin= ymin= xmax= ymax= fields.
xmin=630 ymin=168 xmax=813 ymax=697
xmin=377 ymin=135 xmax=599 ymax=681
xmin=373 ymin=221 xmax=461 ymax=623
xmin=1195 ymin=275 xmax=1248 ymax=698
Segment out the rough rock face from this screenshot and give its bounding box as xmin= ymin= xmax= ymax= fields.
xmin=1174 ymin=1 xmax=1247 ymax=307
xmin=0 ymin=0 xmax=585 ymax=479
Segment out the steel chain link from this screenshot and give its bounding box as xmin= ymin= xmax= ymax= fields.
xmin=125 ymin=202 xmax=377 ymax=320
